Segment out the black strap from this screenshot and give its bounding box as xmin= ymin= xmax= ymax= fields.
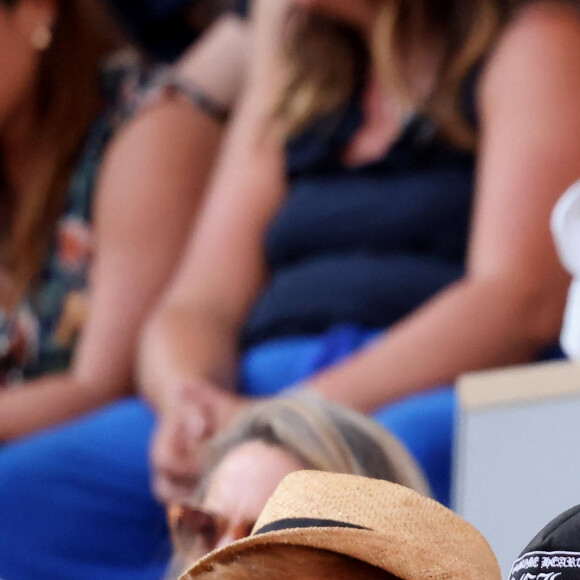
xmin=151 ymin=70 xmax=229 ymax=123
xmin=255 ymin=518 xmax=369 ymax=535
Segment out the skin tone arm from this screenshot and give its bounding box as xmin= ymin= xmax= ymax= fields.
xmin=0 ymin=15 xmax=248 ymax=442
xmin=140 ymin=0 xmax=291 ymax=412
xmin=139 ymin=0 xmax=291 ymax=502
xmin=139 ymin=0 xmax=578 ymax=502
xmin=306 ymin=1 xmax=579 ymax=411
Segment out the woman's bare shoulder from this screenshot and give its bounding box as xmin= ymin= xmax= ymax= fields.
xmin=479 ymin=1 xmax=580 ymax=109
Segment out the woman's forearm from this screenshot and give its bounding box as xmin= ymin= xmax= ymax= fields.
xmin=307 ymin=275 xmax=568 ymax=413
xmin=139 ymin=303 xmax=240 ymax=414
xmin=0 ymin=372 xmax=129 ymax=441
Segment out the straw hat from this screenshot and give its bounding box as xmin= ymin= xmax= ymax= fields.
xmin=181 ymin=471 xmax=501 ymax=580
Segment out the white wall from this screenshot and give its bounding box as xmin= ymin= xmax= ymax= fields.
xmin=453 ymin=362 xmax=580 ymax=577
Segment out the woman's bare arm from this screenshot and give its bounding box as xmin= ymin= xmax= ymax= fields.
xmin=138 ymin=0 xmax=292 ymax=503
xmin=0 ymin=16 xmax=248 ymax=441
xmin=305 ymin=1 xmax=578 ymax=411
xmin=139 ymin=0 xmax=291 ymax=415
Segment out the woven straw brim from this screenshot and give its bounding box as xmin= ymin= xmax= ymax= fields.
xmin=181 ymin=522 xmax=497 ymax=580
xmin=180 ymin=472 xmax=501 ymax=580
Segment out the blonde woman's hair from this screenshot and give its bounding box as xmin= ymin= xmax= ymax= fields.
xmin=0 ymin=0 xmax=123 ymax=306
xmin=166 ymin=393 xmax=429 ymax=579
xmin=195 ymin=545 xmax=400 ymax=580
xmin=276 ymin=0 xmax=523 ymax=148
xmin=201 ymin=392 xmax=429 ymax=497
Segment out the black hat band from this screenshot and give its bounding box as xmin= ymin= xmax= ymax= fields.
xmin=255 ymin=518 xmax=370 ymax=535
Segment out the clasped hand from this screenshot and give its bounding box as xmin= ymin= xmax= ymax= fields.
xmin=150 ymin=380 xmax=250 ymax=505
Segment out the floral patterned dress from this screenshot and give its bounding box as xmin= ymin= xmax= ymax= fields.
xmin=0 ymin=55 xmax=161 ymax=386
xmin=0 ymin=51 xmax=229 ymax=580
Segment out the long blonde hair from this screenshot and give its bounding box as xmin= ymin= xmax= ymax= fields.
xmin=276 ymin=0 xmax=518 ymax=148
xmin=0 ymin=0 xmax=122 ymax=306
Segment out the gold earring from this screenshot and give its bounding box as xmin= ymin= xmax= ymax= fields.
xmin=31 ymin=24 xmax=53 ymax=51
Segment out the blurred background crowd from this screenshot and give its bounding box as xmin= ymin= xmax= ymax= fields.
xmin=1 ymin=0 xmax=580 ymax=578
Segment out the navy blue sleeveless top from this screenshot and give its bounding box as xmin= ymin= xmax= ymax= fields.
xmin=242 ymin=88 xmax=477 ymax=347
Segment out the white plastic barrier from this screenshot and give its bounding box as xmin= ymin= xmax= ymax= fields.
xmin=552 ymin=180 xmax=580 ymax=360
xmin=453 ymin=360 xmax=580 ymax=577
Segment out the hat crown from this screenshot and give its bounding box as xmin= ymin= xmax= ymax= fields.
xmin=255 ymin=471 xmax=433 ymax=531
xmin=252 ymin=471 xmax=500 ymax=579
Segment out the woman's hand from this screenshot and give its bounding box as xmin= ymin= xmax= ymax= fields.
xmin=150 ymin=380 xmax=251 ymax=505
xmin=139 ymin=0 xmax=290 ymax=503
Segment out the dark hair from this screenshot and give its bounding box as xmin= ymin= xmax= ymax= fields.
xmin=0 ymin=0 xmax=121 ymax=306
xmin=104 ymin=0 xmax=241 ymax=61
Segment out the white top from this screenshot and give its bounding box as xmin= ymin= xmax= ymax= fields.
xmin=551 ymin=180 xmax=580 ymax=359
